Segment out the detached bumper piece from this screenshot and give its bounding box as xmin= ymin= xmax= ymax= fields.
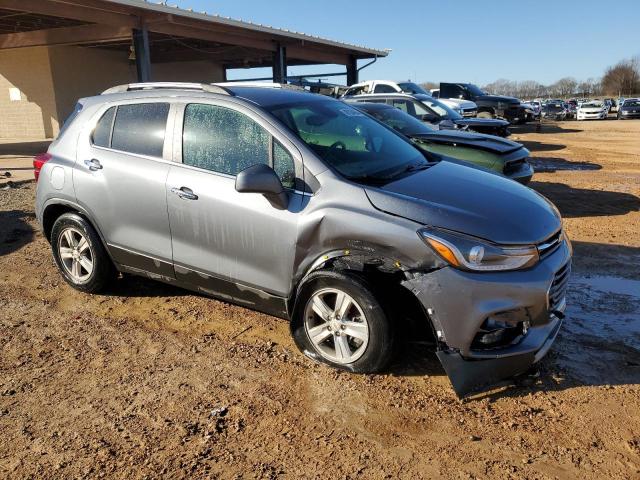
xmin=437 ymin=315 xmax=563 ymax=398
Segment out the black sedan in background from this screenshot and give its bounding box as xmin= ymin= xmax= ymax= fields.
xmin=618 ymin=98 xmax=640 ymax=119
xmin=542 ymin=102 xmax=568 ymax=120
xmin=344 ymin=93 xmax=512 ymax=137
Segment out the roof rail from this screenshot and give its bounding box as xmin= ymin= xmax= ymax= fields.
xmin=214 ymin=81 xmax=304 ymax=91
xmin=101 ymin=82 xmax=232 ymax=95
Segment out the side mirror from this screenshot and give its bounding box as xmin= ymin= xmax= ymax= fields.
xmin=235 ymin=163 xmax=288 ymax=210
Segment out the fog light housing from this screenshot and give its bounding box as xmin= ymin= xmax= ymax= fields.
xmin=471 ymin=308 xmax=531 ymax=350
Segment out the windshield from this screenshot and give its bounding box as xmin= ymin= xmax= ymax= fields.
xmin=465 ymin=84 xmax=487 ymax=96
xmin=397 ymin=82 xmax=429 ymax=95
xmin=414 ymin=94 xmax=462 ymax=120
xmin=582 ymin=102 xmax=602 ymax=108
xmin=624 ymin=100 xmax=640 ymax=107
xmin=357 ymin=105 xmax=436 ymax=136
xmin=267 ymin=100 xmax=428 ymax=182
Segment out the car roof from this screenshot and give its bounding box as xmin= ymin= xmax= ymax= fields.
xmin=226 ymin=86 xmax=331 ymax=107
xmin=85 ymin=84 xmax=330 ymax=109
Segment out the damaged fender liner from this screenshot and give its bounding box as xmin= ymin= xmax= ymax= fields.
xmin=438 ymin=317 xmax=563 ymax=397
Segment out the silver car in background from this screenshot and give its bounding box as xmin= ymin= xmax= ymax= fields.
xmin=35 ymin=82 xmax=571 ymax=396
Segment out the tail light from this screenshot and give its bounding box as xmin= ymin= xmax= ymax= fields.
xmin=33 ymin=153 xmax=52 ymax=181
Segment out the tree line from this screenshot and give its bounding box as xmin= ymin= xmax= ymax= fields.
xmin=421 ymin=57 xmax=640 ymax=100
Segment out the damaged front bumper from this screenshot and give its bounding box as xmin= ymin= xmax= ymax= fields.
xmin=403 ymin=239 xmax=571 ymax=397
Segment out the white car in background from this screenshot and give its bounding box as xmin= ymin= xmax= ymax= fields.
xmin=341 ymin=80 xmax=478 ymax=117
xmin=577 ymin=101 xmax=608 ymax=120
xmin=429 ymin=88 xmax=480 ymax=117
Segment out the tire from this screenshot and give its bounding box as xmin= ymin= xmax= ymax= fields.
xmin=291 ymin=270 xmax=394 ymax=373
xmin=477 ymin=111 xmax=494 ymax=119
xmin=50 ymin=213 xmax=114 ymax=293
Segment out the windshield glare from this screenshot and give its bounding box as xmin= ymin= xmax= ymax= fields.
xmin=268 ymin=100 xmax=427 ymax=182
xmin=397 ymin=82 xmax=429 ymax=95
xmin=415 ymin=95 xmax=462 ymax=120
xmin=363 ymin=106 xmax=436 ymax=135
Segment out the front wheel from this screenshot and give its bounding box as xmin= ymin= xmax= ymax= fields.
xmin=291 ymin=270 xmax=394 ymax=373
xmin=51 ymin=213 xmax=114 ymax=293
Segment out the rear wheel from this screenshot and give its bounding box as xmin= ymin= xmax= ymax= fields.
xmin=51 ymin=213 xmax=114 ymax=293
xmin=291 ymin=270 xmax=394 ymax=373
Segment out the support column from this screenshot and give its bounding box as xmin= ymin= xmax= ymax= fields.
xmin=272 ymin=43 xmax=287 ymax=83
xmin=132 ymin=26 xmax=151 ymax=82
xmin=346 ymin=56 xmax=358 ymax=86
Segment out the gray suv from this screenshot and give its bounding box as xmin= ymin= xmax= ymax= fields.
xmin=35 ymin=82 xmax=572 ymax=396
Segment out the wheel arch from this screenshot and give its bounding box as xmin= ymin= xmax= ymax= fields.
xmin=41 ymin=200 xmax=115 ymax=264
xmin=287 ymin=249 xmax=435 ymax=342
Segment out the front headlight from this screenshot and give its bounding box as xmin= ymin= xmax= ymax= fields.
xmin=419 ymin=228 xmax=539 ymax=271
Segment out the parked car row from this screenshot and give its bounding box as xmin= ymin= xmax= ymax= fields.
xmin=34 ymin=81 xmax=570 ymax=397
xmin=529 ymin=96 xmax=640 ymax=121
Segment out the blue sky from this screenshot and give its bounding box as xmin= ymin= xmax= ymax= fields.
xmin=173 ymin=0 xmax=640 ymax=86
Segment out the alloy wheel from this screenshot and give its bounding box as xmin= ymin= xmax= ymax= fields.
xmin=303 ymin=287 xmax=369 ymax=364
xmin=58 ymin=227 xmax=94 ymax=282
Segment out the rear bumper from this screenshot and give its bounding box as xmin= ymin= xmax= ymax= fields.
xmin=403 ymin=239 xmax=571 ymax=396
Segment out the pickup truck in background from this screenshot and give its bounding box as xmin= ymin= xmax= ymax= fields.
xmin=433 ymin=83 xmax=533 ymax=124
xmin=341 ymin=80 xmax=478 ymax=117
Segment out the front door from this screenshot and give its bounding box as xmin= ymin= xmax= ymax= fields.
xmin=166 ymin=101 xmax=303 ymax=315
xmin=74 ymin=102 xmax=175 ymax=278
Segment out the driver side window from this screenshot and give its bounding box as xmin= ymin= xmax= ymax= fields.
xmin=182 ymin=103 xmax=296 ymax=189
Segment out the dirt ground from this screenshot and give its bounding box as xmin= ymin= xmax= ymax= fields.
xmin=1 ymin=118 xmax=639 ymax=479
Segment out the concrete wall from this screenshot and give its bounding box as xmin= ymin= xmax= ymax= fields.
xmin=0 ymin=45 xmax=225 ymax=139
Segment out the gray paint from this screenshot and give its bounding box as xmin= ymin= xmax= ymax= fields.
xmin=36 ymin=85 xmax=572 ymax=396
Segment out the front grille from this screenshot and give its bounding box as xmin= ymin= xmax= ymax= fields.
xmin=537 ymin=230 xmax=562 ymax=257
xmin=548 ymin=262 xmax=571 ymax=312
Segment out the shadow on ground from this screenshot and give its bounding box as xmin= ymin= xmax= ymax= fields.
xmin=529 ymin=156 xmax=602 ymax=172
xmin=519 ymin=140 xmax=567 ymax=152
xmin=0 ymin=210 xmax=34 ymax=256
xmin=511 ymin=122 xmax=583 ymax=135
xmin=531 ymin=181 xmax=640 ymax=217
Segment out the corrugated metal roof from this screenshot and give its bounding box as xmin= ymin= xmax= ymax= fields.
xmin=107 ymin=0 xmax=388 ymax=57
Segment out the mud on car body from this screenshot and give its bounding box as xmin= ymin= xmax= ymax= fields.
xmin=35 ymin=83 xmax=571 ymax=397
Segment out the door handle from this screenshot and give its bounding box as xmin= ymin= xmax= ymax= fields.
xmin=84 ymin=159 xmax=103 ymax=171
xmin=171 ymin=186 xmax=198 ymax=200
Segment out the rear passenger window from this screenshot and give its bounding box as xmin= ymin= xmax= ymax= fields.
xmin=183 ymin=103 xmax=296 ymax=188
xmin=110 ymin=103 xmax=169 ymax=157
xmin=92 ymin=106 xmax=116 ymax=148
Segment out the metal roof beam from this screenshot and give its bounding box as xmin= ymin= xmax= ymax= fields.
xmin=0 ymin=23 xmax=131 ymax=49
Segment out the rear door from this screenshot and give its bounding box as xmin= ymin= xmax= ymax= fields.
xmin=165 ymin=100 xmax=304 ymax=311
xmin=74 ymin=101 xmax=175 ymax=278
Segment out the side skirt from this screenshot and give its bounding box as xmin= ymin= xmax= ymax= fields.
xmin=111 ymin=245 xmax=290 ymax=320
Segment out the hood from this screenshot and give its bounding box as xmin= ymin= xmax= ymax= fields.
xmin=409 ymin=130 xmax=523 ymax=154
xmin=364 ymin=161 xmax=560 ymax=244
xmin=479 ymin=94 xmax=521 ymax=105
xmin=454 ymin=117 xmax=510 ymax=128
xmin=441 ymin=98 xmax=477 ymax=109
